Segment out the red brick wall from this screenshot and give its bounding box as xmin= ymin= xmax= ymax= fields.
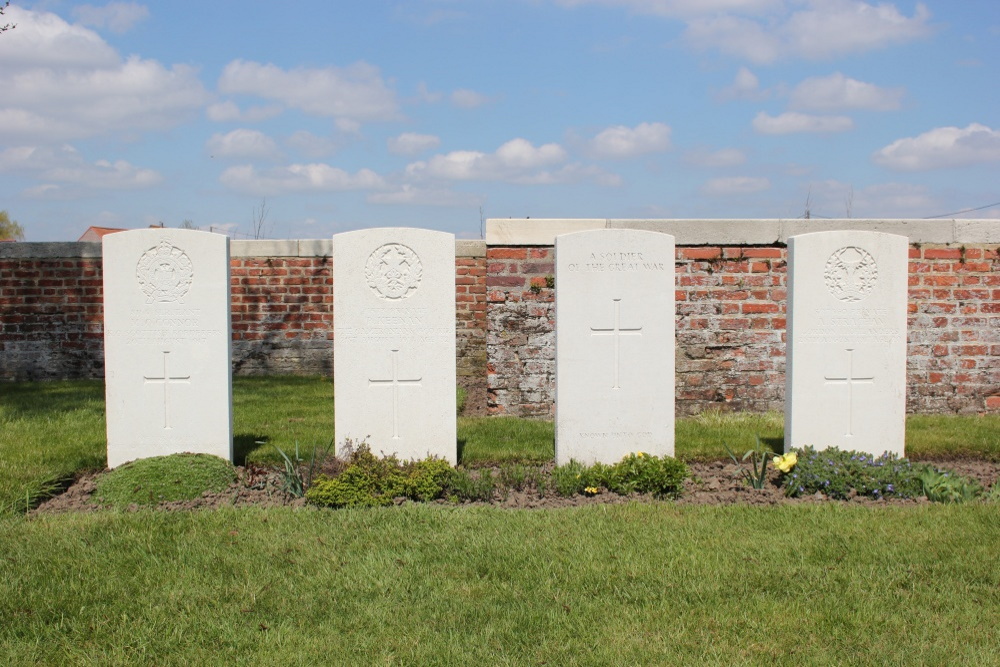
xmin=0 ymin=256 xmax=105 ymax=379
xmin=907 ymin=245 xmax=1000 ymax=412
xmin=456 ymin=256 xmax=488 ymax=410
xmin=486 ymin=247 xmax=556 ymax=417
xmin=230 ymin=256 xmax=333 ymax=375
xmin=1 ymin=252 xmax=491 ymax=408
xmin=2 ymin=242 xmax=997 ymax=416
xmin=484 ymin=244 xmax=1000 ymax=416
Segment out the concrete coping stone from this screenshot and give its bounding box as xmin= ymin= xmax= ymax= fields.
xmin=4 ymin=221 xmax=997 ymax=258
xmin=0 ymin=241 xmax=104 ymax=258
xmin=485 ymin=218 xmax=1000 ymax=246
xmin=2 ymin=238 xmax=488 ymax=259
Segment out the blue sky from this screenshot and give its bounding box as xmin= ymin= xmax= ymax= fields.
xmin=1 ymin=0 xmax=998 ymax=241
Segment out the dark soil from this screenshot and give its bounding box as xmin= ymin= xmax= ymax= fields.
xmin=31 ymin=459 xmax=1000 ymax=515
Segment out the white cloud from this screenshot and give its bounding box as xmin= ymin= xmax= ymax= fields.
xmin=0 ymin=6 xmax=118 ymax=68
xmin=415 ymin=82 xmax=443 ymax=104
xmin=72 ymin=2 xmax=149 ymax=33
xmin=752 ymin=111 xmax=853 ymax=134
xmin=873 ymin=123 xmax=1000 ymax=171
xmin=700 ymin=176 xmax=770 ymax=195
xmin=718 ymin=66 xmax=770 ymax=101
xmin=218 ymin=60 xmax=400 ymax=124
xmin=206 ymin=129 xmax=281 ymax=160
xmin=206 ymin=101 xmax=283 ymax=123
xmin=219 ymin=163 xmax=385 ymax=196
xmin=405 ymin=138 xmax=620 ymax=186
xmin=684 ymin=147 xmax=747 ymax=167
xmin=0 ymin=8 xmax=209 ymax=142
xmin=45 ymin=158 xmax=161 ymax=189
xmin=553 ymin=0 xmax=781 ymax=18
xmin=0 ymin=144 xmax=161 ymax=196
xmin=683 ymin=1 xmax=932 ymax=64
xmin=407 ymin=138 xmax=567 ymax=182
xmin=587 ymin=122 xmax=672 ymax=159
xmin=387 ymin=132 xmax=442 ymax=156
xmin=286 ymin=131 xmax=340 ymax=159
xmin=450 ymin=89 xmax=492 ymax=109
xmin=368 ymin=185 xmax=483 ymax=207
xmin=806 ymin=179 xmax=937 ymax=217
xmin=790 ymin=72 xmax=903 ymax=111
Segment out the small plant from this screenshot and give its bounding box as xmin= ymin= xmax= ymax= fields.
xmin=551 ymin=453 xmax=687 ymax=499
xmin=448 ymin=468 xmax=496 ymax=502
xmin=984 ymin=484 xmax=1000 ymax=503
xmin=724 ymin=437 xmax=772 ymax=489
xmin=551 ymin=460 xmax=595 ymax=497
xmin=782 ymin=447 xmax=924 ymax=500
xmin=306 ymin=444 xmax=407 ymax=508
xmin=528 ymin=276 xmax=547 ymax=293
xmin=305 ymin=444 xmax=462 ymax=508
xmin=403 ymin=457 xmax=455 ymax=502
xmin=544 ymin=274 xmax=555 ymax=289
xmin=274 ymin=438 xmax=333 ymax=498
xmin=603 ymin=452 xmax=687 ymax=498
xmin=498 ymin=463 xmax=536 ymax=492
xmin=918 ymin=468 xmax=981 ymax=504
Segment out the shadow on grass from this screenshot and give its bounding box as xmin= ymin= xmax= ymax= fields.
xmin=761 ymin=436 xmax=785 ymax=452
xmin=234 ymin=433 xmax=270 ymax=466
xmin=457 ymin=437 xmax=467 ymax=465
xmin=1 ymin=380 xmax=105 ymax=417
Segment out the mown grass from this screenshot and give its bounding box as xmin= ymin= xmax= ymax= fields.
xmin=2 ymin=378 xmax=1000 ymax=663
xmin=0 ymin=381 xmax=106 ymax=514
xmin=92 ymin=454 xmax=236 ymax=508
xmin=904 ymin=413 xmax=1000 ymax=461
xmin=1 ymin=504 xmax=998 ymax=664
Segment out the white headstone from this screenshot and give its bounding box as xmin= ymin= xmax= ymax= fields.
xmin=784 ymin=231 xmax=908 ymax=457
xmin=102 ymin=229 xmax=232 ymax=468
xmin=555 ymin=229 xmax=676 ymax=465
xmin=333 ymin=228 xmax=456 ymax=464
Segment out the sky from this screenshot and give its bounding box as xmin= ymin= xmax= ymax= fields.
xmin=0 ymin=0 xmax=998 ymax=242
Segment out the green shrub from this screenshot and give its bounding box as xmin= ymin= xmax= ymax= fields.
xmin=306 ymin=445 xmax=406 ymax=508
xmin=552 ymin=453 xmax=688 ymax=499
xmin=305 ymin=445 xmax=458 ymax=508
xmin=551 ymin=460 xmax=597 ymax=497
xmin=92 ymin=454 xmax=236 ymax=508
xmin=603 ymin=453 xmax=688 ymax=498
xmin=403 ymin=458 xmax=456 ymax=502
xmin=782 ymin=447 xmax=924 ymax=500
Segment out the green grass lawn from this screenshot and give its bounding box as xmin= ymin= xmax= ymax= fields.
xmin=2 ymin=504 xmax=999 ymax=664
xmin=2 ymin=377 xmax=1000 ymax=663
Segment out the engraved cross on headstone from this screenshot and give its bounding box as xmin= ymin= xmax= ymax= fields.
xmin=590 ymin=298 xmax=643 ymax=389
xmin=143 ymin=350 xmax=191 ymax=430
xmin=824 ymin=348 xmax=875 ymax=437
xmin=368 ymin=349 xmax=422 ymax=439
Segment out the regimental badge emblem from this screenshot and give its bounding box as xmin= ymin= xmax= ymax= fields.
xmin=365 ymin=243 xmax=422 ymax=300
xmin=824 ymin=246 xmax=878 ymax=302
xmin=136 ymin=240 xmax=194 ymax=303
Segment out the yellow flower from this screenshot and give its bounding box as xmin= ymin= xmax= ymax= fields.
xmin=636 ymin=451 xmax=645 ymax=458
xmin=774 ymin=452 xmax=798 ymax=473
xmin=584 ymin=486 xmax=600 ymax=496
